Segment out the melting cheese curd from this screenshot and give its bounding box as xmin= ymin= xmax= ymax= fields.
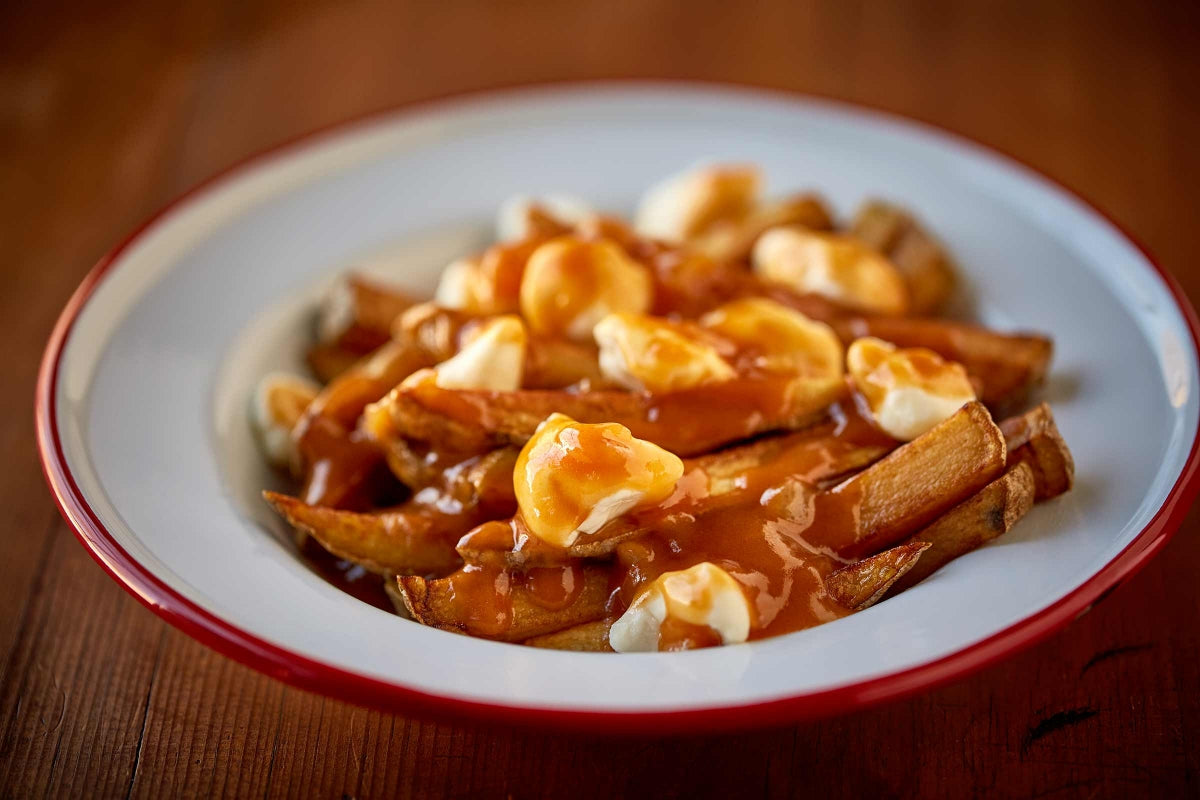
xmin=700 ymin=297 xmax=844 ymax=381
xmin=847 ymin=337 xmax=976 ymax=440
xmin=513 ymin=413 xmax=685 ymax=548
xmin=518 ymin=236 xmax=653 ymax=341
xmin=635 ymin=163 xmax=762 ymax=242
xmin=609 ymin=562 xmax=753 ymax=652
xmin=752 ymin=226 xmax=909 ymax=315
xmin=594 ymin=312 xmax=736 ymax=393
xmin=251 ymin=372 xmax=320 ymax=475
xmin=421 ymin=315 xmax=528 ymax=391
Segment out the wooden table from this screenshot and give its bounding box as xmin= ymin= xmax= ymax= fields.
xmin=4 ymin=2 xmax=1198 ymax=796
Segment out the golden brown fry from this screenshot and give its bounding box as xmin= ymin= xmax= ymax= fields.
xmin=524 ymin=337 xmax=607 ymax=388
xmin=823 ymin=401 xmax=1007 ymax=559
xmin=885 ymin=461 xmax=1035 ymax=595
xmin=825 ymin=541 xmax=931 ymax=610
xmin=523 ymin=620 xmax=613 ymax=651
xmin=393 ymin=302 xmax=605 ymax=389
xmin=391 ymin=302 xmax=474 ymax=362
xmin=304 ymin=339 xmax=435 ymax=429
xmin=850 ymin=201 xmax=956 ymax=315
xmin=381 ymin=375 xmax=844 ymax=456
xmin=690 ymin=194 xmax=835 ymax=263
xmin=263 ymin=491 xmax=462 ymax=575
xmin=323 ymin=274 xmax=417 ymax=352
xmin=306 ymin=342 xmax=365 ymax=383
xmin=383 ymin=578 xmax=413 ymax=619
xmin=832 ymin=315 xmax=1052 ymax=411
xmin=397 ymin=565 xmax=610 ymax=641
xmin=1000 ymin=403 xmax=1075 ymax=500
xmin=456 ymin=426 xmax=892 ymax=567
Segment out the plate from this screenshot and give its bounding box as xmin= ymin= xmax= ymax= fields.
xmin=36 ymin=83 xmax=1200 ymax=733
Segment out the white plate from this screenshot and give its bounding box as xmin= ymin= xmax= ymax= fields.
xmin=37 ymin=83 xmax=1200 ymax=732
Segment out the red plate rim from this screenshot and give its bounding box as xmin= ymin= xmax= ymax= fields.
xmin=34 ymin=80 xmax=1200 ymax=735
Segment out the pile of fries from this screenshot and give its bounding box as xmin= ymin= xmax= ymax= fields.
xmin=254 ymin=163 xmax=1073 ymax=652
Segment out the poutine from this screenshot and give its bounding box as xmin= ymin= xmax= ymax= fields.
xmin=254 ymin=163 xmax=1073 ymax=652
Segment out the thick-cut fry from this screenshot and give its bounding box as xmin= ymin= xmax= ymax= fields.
xmin=689 ymin=194 xmax=834 ymax=263
xmin=850 ymin=201 xmax=956 ymax=315
xmin=822 ymin=401 xmax=1007 ymax=559
xmin=379 ymin=375 xmax=844 ymax=456
xmin=1000 ymin=403 xmax=1075 ymax=500
xmin=263 ymin=491 xmax=463 ymax=575
xmin=304 ymin=339 xmax=435 ymax=429
xmin=321 ymin=274 xmax=417 ymax=352
xmin=383 ymin=579 xmax=414 ymax=619
xmin=886 ymin=461 xmax=1035 ymax=596
xmin=523 ymin=337 xmax=608 ymax=388
xmin=825 ymin=541 xmax=931 ymax=610
xmin=833 ymin=316 xmax=1052 ymax=411
xmin=456 ymin=425 xmax=892 ymax=567
xmin=306 ymin=341 xmax=365 ymax=383
xmin=397 ymin=565 xmax=611 ymax=641
xmin=523 ymin=620 xmax=613 ymax=652
xmin=394 ymin=303 xmax=605 ymax=388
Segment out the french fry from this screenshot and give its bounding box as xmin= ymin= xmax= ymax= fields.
xmin=456 ymin=426 xmax=892 ymax=567
xmin=303 ymin=339 xmax=435 ymax=429
xmin=391 ymin=302 xmax=473 ymax=363
xmin=395 ymin=302 xmax=608 ymax=389
xmin=833 ymin=315 xmax=1052 ymax=411
xmin=380 ymin=375 xmax=844 ymax=456
xmin=823 ymin=401 xmax=1007 ymax=559
xmin=383 ymin=578 xmax=413 ymax=619
xmin=320 ymin=274 xmax=417 ymax=353
xmin=523 ymin=620 xmax=613 ymax=652
xmin=306 ymin=342 xmax=365 ymax=383
xmin=263 ymin=491 xmax=464 ymax=575
xmin=1000 ymin=403 xmax=1075 ymax=500
xmin=707 ymin=280 xmax=1051 ymax=411
xmin=397 ymin=564 xmax=610 ymax=641
xmin=825 ymin=541 xmax=931 ymax=610
xmin=885 ymin=461 xmax=1035 ymax=595
xmin=523 ymin=337 xmax=608 ymax=388
xmin=690 ymin=194 xmax=835 ymax=263
xmin=850 ymin=201 xmax=956 ymax=315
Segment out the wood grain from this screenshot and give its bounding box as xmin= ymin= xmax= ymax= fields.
xmin=2 ymin=0 xmax=1199 ymax=797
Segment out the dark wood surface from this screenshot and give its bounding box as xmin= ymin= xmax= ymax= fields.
xmin=3 ymin=1 xmax=1199 ymax=797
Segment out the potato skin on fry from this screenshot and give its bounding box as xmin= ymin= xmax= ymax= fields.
xmin=264 ymin=491 xmax=462 ymax=576
xmin=1001 ymin=403 xmax=1075 ymax=500
xmin=825 ymin=401 xmax=1007 ymax=559
xmin=887 ymin=461 xmax=1036 ymax=596
xmin=397 ymin=565 xmax=611 ymax=642
xmin=523 ymin=620 xmax=613 ymax=652
xmin=850 ymin=201 xmax=956 ymax=316
xmin=383 ymin=375 xmax=843 ymax=456
xmin=825 ymin=541 xmax=931 ymax=610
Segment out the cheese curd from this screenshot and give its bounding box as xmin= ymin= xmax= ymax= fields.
xmin=700 ymin=297 xmax=843 ymax=380
xmin=251 ymin=372 xmax=320 ymax=475
xmin=635 ymin=163 xmax=762 ymax=242
xmin=496 ymin=194 xmax=593 ymax=241
xmin=847 ymin=337 xmax=976 ymax=440
xmin=752 ymin=226 xmax=909 ymax=315
xmin=594 ymin=312 xmax=736 ymax=393
xmin=430 ymin=315 xmax=528 ymax=391
xmin=514 ymin=413 xmax=685 ymax=548
xmin=609 ymin=562 xmax=753 ymax=652
xmin=519 ymin=236 xmax=653 ymax=341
